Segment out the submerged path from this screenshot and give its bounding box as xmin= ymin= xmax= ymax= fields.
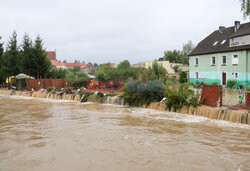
xmin=0 ymin=95 xmax=249 ymax=170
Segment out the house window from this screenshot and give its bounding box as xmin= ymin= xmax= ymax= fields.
xmin=211 ymin=56 xmax=216 ymax=65
xmin=213 ymin=41 xmax=218 ymax=46
xmin=222 ymin=56 xmax=227 ymax=65
xmin=195 ymin=72 xmax=199 ymax=80
xmin=233 ymin=37 xmax=239 ymax=45
xmin=232 ymin=54 xmax=238 ymax=65
xmin=195 ymin=58 xmax=199 ymax=66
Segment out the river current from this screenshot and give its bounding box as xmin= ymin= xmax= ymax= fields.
xmin=0 ymin=95 xmax=249 ymax=171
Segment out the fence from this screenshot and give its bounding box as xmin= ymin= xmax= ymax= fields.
xmin=26 ymin=79 xmax=67 ymax=91
xmin=201 ymin=85 xmax=222 ymax=107
xmin=246 ymin=92 xmax=250 ymax=109
xmin=86 ymin=80 xmax=124 ymax=91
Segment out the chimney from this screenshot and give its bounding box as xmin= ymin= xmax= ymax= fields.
xmin=234 ymin=21 xmax=240 ymax=32
xmin=219 ymin=26 xmax=225 ymax=34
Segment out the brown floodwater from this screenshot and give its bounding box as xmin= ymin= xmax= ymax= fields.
xmin=0 ymin=95 xmax=249 ymax=171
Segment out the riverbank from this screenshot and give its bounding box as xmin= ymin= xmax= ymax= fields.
xmin=0 ymin=89 xmax=249 ymax=125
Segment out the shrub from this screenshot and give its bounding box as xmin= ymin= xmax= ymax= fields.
xmin=227 ymin=80 xmax=237 ymax=88
xmin=66 ymin=66 xmax=89 ymax=89
xmin=165 ymin=76 xmax=178 ymax=85
xmin=180 ymin=71 xmax=187 ymax=83
xmin=165 ymin=83 xmax=194 ymax=111
xmin=122 ymin=80 xmax=166 ymax=107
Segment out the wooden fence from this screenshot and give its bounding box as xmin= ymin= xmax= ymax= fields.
xmin=201 ymin=85 xmax=222 ymax=107
xmin=26 ymin=79 xmax=67 ymax=90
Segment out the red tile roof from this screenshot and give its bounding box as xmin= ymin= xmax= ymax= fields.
xmin=46 ymin=51 xmax=56 ymax=60
xmin=64 ymin=62 xmax=86 ymax=68
xmin=51 ymin=60 xmax=66 ymax=67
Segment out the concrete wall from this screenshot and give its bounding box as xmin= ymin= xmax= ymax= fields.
xmin=189 ymin=50 xmax=249 ymax=85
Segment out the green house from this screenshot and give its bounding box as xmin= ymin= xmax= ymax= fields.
xmin=189 ymin=21 xmax=250 ymax=86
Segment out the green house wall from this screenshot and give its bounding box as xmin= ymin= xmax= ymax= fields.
xmin=189 ymin=50 xmax=250 ymax=85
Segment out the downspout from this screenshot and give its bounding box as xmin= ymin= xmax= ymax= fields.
xmin=247 ymin=50 xmax=249 ymax=85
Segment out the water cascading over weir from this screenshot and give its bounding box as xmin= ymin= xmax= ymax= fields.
xmin=0 ymin=89 xmax=249 ymax=125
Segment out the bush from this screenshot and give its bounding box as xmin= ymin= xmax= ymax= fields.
xmin=227 ymin=80 xmax=237 ymax=88
xmin=122 ymin=80 xmax=166 ymax=107
xmin=165 ymin=76 xmax=178 ymax=85
xmin=66 ymin=66 xmax=89 ymax=89
xmin=180 ymin=71 xmax=187 ymax=83
xmin=165 ymin=83 xmax=194 ymax=111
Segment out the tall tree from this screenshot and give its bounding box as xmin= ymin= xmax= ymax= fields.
xmin=21 ymin=33 xmax=35 ymax=76
xmin=240 ymin=0 xmax=250 ymax=18
xmin=1 ymin=31 xmax=21 ymax=79
xmin=181 ymin=41 xmax=195 ymax=64
xmin=0 ymin=36 xmax=4 ymax=83
xmin=33 ymin=36 xmax=51 ymax=79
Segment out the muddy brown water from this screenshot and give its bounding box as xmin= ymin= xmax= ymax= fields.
xmin=0 ymin=95 xmax=249 ymax=171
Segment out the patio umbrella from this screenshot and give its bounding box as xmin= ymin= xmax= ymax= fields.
xmin=10 ymin=73 xmax=35 ymax=79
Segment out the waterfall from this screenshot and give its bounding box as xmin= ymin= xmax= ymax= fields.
xmin=103 ymin=96 xmax=124 ymax=105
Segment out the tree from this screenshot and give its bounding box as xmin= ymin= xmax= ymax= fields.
xmin=181 ymin=41 xmax=195 ymax=64
xmin=21 ymin=33 xmax=35 ymax=76
xmin=94 ymin=63 xmax=115 ymax=81
xmin=240 ymin=0 xmax=250 ymax=18
xmin=163 ymin=50 xmax=183 ymax=63
xmin=180 ymin=71 xmax=187 ymax=83
xmin=33 ymin=36 xmax=51 ymax=78
xmin=47 ymin=66 xmax=67 ymax=79
xmin=117 ymin=60 xmax=137 ymax=80
xmin=63 ymin=60 xmax=67 ymax=63
xmin=0 ymin=36 xmax=4 ymax=84
xmin=1 ymin=31 xmax=21 ymax=81
xmin=66 ymin=66 xmax=88 ymax=88
xmin=144 ymin=61 xmax=167 ymax=81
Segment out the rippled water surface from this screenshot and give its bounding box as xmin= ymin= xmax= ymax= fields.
xmin=0 ymin=95 xmax=249 ymax=171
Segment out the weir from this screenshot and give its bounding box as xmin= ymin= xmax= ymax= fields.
xmin=0 ymin=89 xmax=249 ymax=125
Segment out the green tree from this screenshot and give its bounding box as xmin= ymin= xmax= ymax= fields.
xmin=117 ymin=60 xmax=137 ymax=80
xmin=144 ymin=61 xmax=167 ymax=81
xmin=240 ymin=0 xmax=250 ymax=18
xmin=33 ymin=36 xmax=51 ymax=78
xmin=66 ymin=66 xmax=88 ymax=88
xmin=47 ymin=66 xmax=67 ymax=79
xmin=181 ymin=41 xmax=195 ymax=64
xmin=180 ymin=71 xmax=187 ymax=83
xmin=1 ymin=31 xmax=21 ymax=80
xmin=21 ymin=33 xmax=35 ymax=76
xmin=163 ymin=50 xmax=183 ymax=63
xmin=0 ymin=36 xmax=4 ymax=84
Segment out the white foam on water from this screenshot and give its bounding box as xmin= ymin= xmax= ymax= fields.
xmin=0 ymin=94 xmax=74 ymax=103
xmin=127 ymin=107 xmax=250 ymax=129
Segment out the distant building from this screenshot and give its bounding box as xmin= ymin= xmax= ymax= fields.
xmin=133 ymin=60 xmax=188 ymax=74
xmin=189 ymin=21 xmax=250 ymax=85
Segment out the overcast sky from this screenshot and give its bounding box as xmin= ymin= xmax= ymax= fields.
xmin=0 ymin=0 xmax=247 ymax=64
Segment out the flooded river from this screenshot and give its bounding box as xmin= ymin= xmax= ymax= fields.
xmin=0 ymin=95 xmax=249 ymax=171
